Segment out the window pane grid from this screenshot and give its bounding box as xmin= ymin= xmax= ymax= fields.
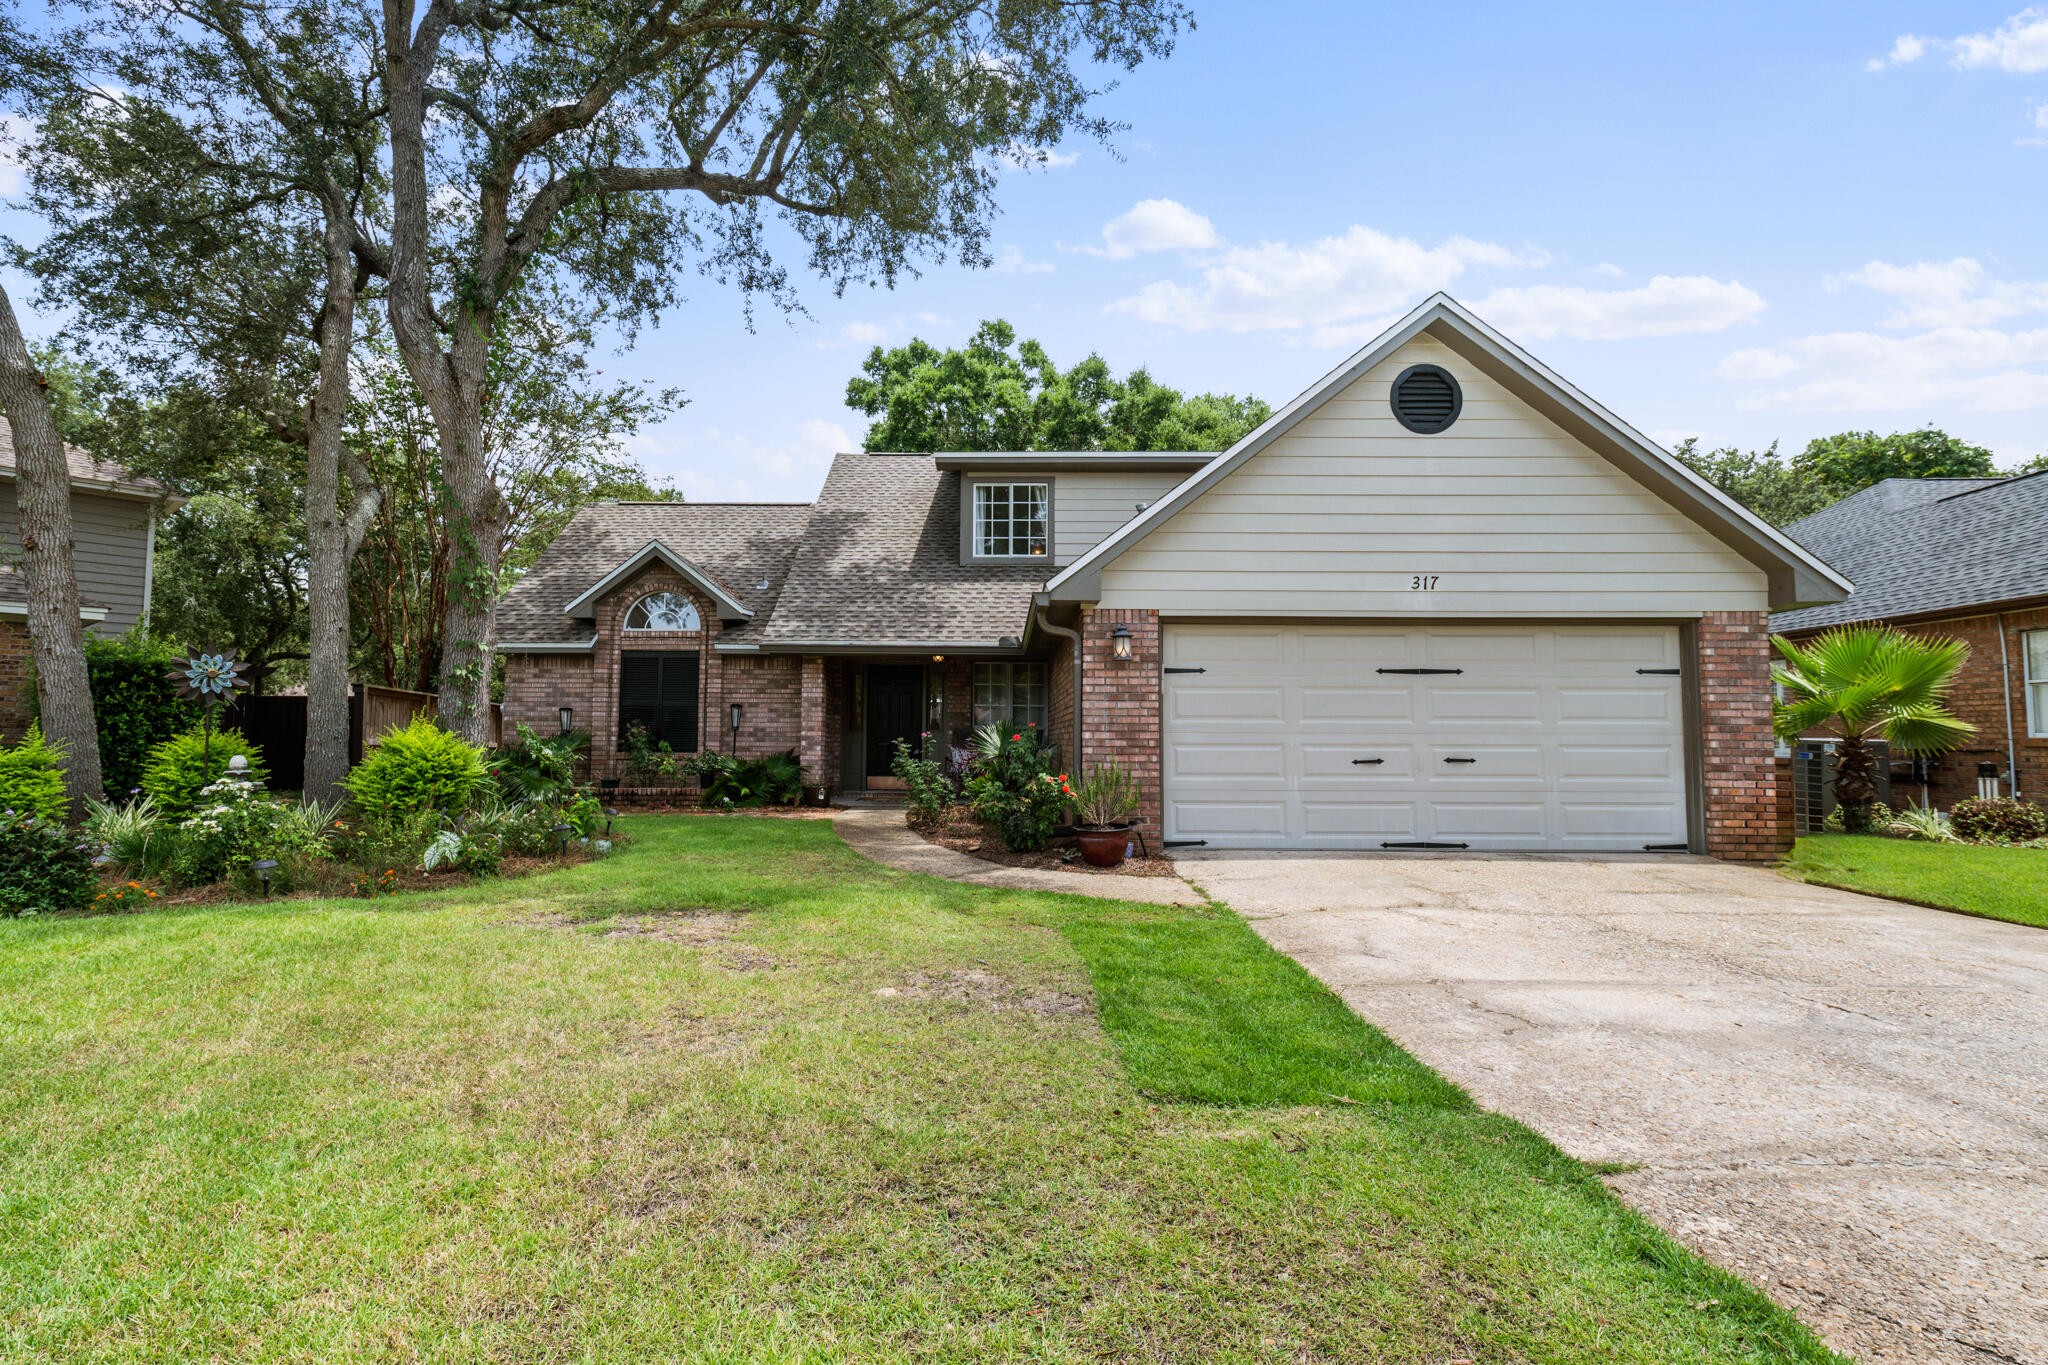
xmin=2028 ymin=631 xmax=2048 ymax=737
xmin=972 ymin=661 xmax=1049 ymax=730
xmin=973 ymin=483 xmax=1048 ymax=557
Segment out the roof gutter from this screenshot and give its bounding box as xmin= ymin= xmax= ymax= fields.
xmin=496 ymin=636 xmax=597 ymax=653
xmin=1033 ymin=608 xmax=1083 ymax=773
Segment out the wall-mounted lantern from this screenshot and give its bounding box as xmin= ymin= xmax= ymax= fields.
xmin=729 ymin=702 xmax=744 ymax=746
xmin=1110 ymin=624 xmax=1133 ymax=662
xmin=557 ymin=705 xmax=574 ymax=734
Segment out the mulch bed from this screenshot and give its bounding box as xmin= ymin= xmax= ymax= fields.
xmin=135 ymin=850 xmax=596 ymax=909
xmin=910 ymin=810 xmax=1180 ymax=879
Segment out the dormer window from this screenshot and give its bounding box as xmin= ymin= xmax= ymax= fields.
xmin=623 ymin=591 xmax=701 ymax=631
xmin=973 ymin=482 xmax=1049 ymax=558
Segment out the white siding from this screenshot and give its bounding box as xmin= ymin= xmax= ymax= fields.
xmin=0 ymin=484 xmax=154 ymax=631
xmin=1097 ymin=335 xmax=1769 ymax=617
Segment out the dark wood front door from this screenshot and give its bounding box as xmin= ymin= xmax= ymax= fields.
xmin=865 ymin=664 xmax=925 ymax=784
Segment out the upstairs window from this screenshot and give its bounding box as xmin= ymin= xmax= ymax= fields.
xmin=2027 ymin=630 xmax=2048 ymax=738
xmin=624 ymin=592 xmax=700 ymax=631
xmin=973 ymin=483 xmax=1049 ymax=558
xmin=974 ymin=662 xmax=1049 ymax=730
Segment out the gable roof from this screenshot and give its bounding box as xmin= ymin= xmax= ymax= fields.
xmin=756 ymin=452 xmax=1043 ymax=650
xmin=1772 ymin=472 xmax=2048 ymax=632
xmin=560 ymin=540 xmax=757 ymax=621
xmin=1042 ymin=293 xmax=1853 ymax=612
xmin=497 ymin=501 xmax=811 ymax=650
xmin=0 ymin=417 xmax=174 ymax=502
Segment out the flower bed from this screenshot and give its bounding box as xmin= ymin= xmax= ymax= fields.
xmin=910 ymin=805 xmax=1179 ymax=879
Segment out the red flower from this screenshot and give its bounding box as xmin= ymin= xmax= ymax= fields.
xmin=1011 ymin=734 xmax=1021 ymax=742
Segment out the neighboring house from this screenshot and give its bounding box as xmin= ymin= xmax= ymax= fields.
xmin=499 ymin=295 xmax=1850 ymax=860
xmin=0 ymin=417 xmax=168 ymax=741
xmin=1774 ymin=472 xmax=2048 ymax=810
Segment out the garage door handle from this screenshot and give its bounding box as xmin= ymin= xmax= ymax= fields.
xmin=1163 ymin=667 xmax=1206 ymax=674
xmin=1351 ymin=758 xmax=1384 ymax=765
xmin=1636 ymin=668 xmax=1681 ymax=676
xmin=1377 ymin=667 xmax=1463 ymax=675
xmin=1443 ymin=756 xmax=1477 ymax=764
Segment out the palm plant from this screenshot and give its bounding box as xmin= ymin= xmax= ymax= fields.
xmin=1771 ymin=627 xmax=1975 ymax=831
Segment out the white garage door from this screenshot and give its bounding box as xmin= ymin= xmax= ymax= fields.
xmin=1161 ymin=624 xmax=1690 ymax=851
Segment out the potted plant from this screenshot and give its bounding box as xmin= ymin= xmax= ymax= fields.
xmin=1071 ymin=762 xmax=1140 ymax=867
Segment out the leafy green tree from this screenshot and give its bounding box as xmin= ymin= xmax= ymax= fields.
xmin=847 ymin=320 xmax=1270 ymax=452
xmin=373 ymin=0 xmax=1188 ymax=741
xmin=1771 ymin=627 xmax=1975 ymax=832
xmin=1794 ymin=428 xmax=1997 ymax=488
xmin=1672 ymin=439 xmax=1841 ymax=528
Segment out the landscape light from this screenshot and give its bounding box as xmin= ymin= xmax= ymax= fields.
xmin=553 ymin=823 xmax=574 ymax=854
xmin=252 ymin=859 xmax=279 ymax=896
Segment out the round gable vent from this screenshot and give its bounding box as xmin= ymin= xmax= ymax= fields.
xmin=1390 ymin=364 xmax=1462 ymax=433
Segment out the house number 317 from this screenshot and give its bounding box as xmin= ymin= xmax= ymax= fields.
xmin=1410 ymin=575 xmax=1439 ymax=590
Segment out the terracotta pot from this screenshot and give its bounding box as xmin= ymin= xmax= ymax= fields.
xmin=1075 ymin=827 xmax=1131 ymax=868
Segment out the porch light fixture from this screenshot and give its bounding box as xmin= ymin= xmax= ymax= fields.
xmin=1110 ymin=624 xmax=1133 ymax=662
xmin=252 ymin=859 xmax=279 ymax=896
xmin=932 ymin=654 xmax=944 ymax=662
xmin=729 ymin=702 xmax=744 ymax=742
xmin=557 ymin=705 xmax=574 ymax=734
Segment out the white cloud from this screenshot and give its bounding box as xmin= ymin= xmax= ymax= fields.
xmin=1870 ymin=9 xmax=2048 ymax=72
xmin=1072 ymin=198 xmax=1219 ymax=259
xmin=1108 ymin=224 xmax=1528 ymax=336
xmin=994 ymin=244 xmax=1055 ymax=274
xmin=1826 ymin=257 xmax=2048 ymax=328
xmin=838 ymin=321 xmax=889 ymax=346
xmin=1472 ymin=276 xmax=1766 ymax=340
xmin=1867 ymin=33 xmax=1928 ymax=70
xmin=629 ymin=418 xmax=851 ymax=502
xmin=1723 ymin=325 xmax=2048 ymax=413
xmin=1589 ymin=261 xmax=1627 ymax=279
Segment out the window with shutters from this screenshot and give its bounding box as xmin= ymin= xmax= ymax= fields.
xmin=619 ymin=651 xmax=700 ymax=751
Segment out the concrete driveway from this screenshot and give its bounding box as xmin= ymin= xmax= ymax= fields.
xmin=1175 ymin=850 xmax=2048 ymax=1365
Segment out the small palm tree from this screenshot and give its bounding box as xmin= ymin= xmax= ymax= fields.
xmin=1771 ymin=627 xmax=1975 ymax=831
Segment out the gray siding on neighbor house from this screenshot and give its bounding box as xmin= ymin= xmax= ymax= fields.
xmin=1095 ymin=334 xmax=1771 ymax=618
xmin=0 ymin=483 xmax=153 ymax=632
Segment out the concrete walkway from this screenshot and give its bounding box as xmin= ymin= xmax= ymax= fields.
xmin=1177 ymin=849 xmax=2048 ymax=1365
xmin=832 ymin=807 xmax=1206 ymax=906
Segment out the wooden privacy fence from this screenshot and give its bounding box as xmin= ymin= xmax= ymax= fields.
xmin=226 ymin=684 xmax=504 ymax=792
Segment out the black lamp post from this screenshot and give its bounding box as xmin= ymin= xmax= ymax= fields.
xmin=252 ymin=859 xmax=279 ymax=896
xmin=557 ymin=705 xmax=574 ymax=734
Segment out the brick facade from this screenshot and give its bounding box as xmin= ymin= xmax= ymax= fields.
xmin=0 ymin=620 xmax=30 ymax=744
xmin=1785 ymin=605 xmax=2048 ymax=811
xmin=1078 ymin=607 xmax=1162 ymax=830
xmin=1697 ymin=610 xmax=1791 ymax=862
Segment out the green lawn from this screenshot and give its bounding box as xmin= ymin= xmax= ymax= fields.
xmin=0 ymin=817 xmax=1844 ymax=1363
xmin=1785 ymin=833 xmax=2048 ymax=928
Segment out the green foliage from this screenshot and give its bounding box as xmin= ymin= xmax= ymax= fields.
xmin=1949 ymin=798 xmax=2048 ymax=844
xmin=82 ymin=795 xmax=175 ymax=878
xmin=1797 ymin=427 xmax=1997 ymax=488
xmin=0 ymin=813 xmax=96 ymax=916
xmin=692 ymin=749 xmax=807 ymax=809
xmin=0 ymin=725 xmax=71 ymax=822
xmin=1072 ymin=761 xmax=1140 ymax=829
xmin=342 ymin=809 xmax=442 ymax=875
xmin=344 ymin=716 xmax=488 ymax=820
xmin=1821 ymin=799 xmax=1891 ymax=835
xmin=170 ymin=775 xmax=323 ymax=888
xmin=151 ymin=488 xmax=309 ymax=690
xmin=847 ymin=320 xmax=1269 ymax=454
xmin=61 ymin=633 xmax=202 ymax=797
xmin=1672 ymin=439 xmax=1841 ymax=527
xmin=890 ymin=734 xmax=956 ymax=824
xmin=140 ymin=726 xmax=266 ymax=817
xmin=963 ymin=726 xmax=1068 ymax=851
xmin=1885 ymin=806 xmax=1958 ymax=843
xmin=490 ymin=724 xmax=586 ymax=804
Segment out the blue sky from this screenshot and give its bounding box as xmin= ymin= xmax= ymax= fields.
xmin=8 ymin=3 xmax=2048 ymax=501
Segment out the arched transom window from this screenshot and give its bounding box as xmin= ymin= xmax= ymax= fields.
xmin=623 ymin=591 xmax=700 ymax=631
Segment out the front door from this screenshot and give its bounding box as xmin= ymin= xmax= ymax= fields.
xmin=865 ymin=664 xmax=926 ymax=787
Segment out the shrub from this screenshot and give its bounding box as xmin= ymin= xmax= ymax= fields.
xmin=964 ymin=727 xmax=1068 ymax=852
xmin=891 ymin=733 xmax=955 ymax=824
xmin=1949 ymin=797 xmax=2048 ymax=844
xmin=693 ymin=749 xmax=806 ymax=808
xmin=344 ymin=716 xmax=488 ymax=820
xmin=342 ymin=808 xmax=442 ymax=874
xmin=0 ymin=813 xmax=96 ymax=916
xmin=141 ymin=727 xmax=266 ymax=817
xmin=172 ymin=776 xmax=325 ymax=887
xmin=491 ymin=725 xmax=586 ymax=803
xmin=51 ymin=633 xmax=204 ymax=797
xmin=1822 ymin=800 xmax=1889 ymax=834
xmin=82 ymin=795 xmax=177 ymax=878
xmin=620 ymin=723 xmax=688 ymax=782
xmin=0 ymin=725 xmax=71 ymax=822
xmin=1885 ymin=805 xmax=1957 ymax=843
xmin=1072 ymin=762 xmax=1140 ymax=829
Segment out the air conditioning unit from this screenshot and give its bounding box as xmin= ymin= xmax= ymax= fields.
xmin=1791 ymin=740 xmax=1893 ymax=834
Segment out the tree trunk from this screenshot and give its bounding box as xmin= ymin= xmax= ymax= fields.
xmin=302 ymin=218 xmax=381 ymax=805
xmin=1833 ymin=733 xmax=1881 ymax=831
xmin=0 ymin=282 xmax=105 ymax=810
xmin=428 ymin=366 xmax=503 ymax=745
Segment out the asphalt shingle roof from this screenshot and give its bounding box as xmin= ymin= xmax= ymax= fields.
xmin=0 ymin=567 xmax=108 ymax=611
xmin=758 ymin=453 xmax=1044 ymax=647
xmin=0 ymin=417 xmax=169 ymax=498
xmin=498 ymin=501 xmax=812 ymax=645
xmin=1772 ymin=474 xmax=2048 ymax=632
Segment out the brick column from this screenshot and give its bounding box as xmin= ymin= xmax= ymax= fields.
xmin=1079 ymin=608 xmax=1162 ymax=830
xmin=1698 ymin=610 xmax=1790 ymax=862
xmin=798 ymin=655 xmax=827 ymax=788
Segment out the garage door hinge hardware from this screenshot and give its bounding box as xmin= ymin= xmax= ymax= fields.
xmin=1636 ymin=668 xmax=1681 ymax=675
xmin=1382 ymin=841 xmax=1469 ymax=850
xmin=1643 ymin=843 xmax=1689 ymax=852
xmin=1443 ymin=757 xmax=1477 ymax=764
xmin=1351 ymin=758 xmax=1385 ymax=765
xmin=1162 ymin=667 xmax=1206 ymax=674
xmin=1163 ymin=839 xmax=1208 ymax=848
xmin=1377 ymin=667 xmax=1462 ymax=675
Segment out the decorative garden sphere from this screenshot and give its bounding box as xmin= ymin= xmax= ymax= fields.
xmin=227 ymin=755 xmax=248 ymax=772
